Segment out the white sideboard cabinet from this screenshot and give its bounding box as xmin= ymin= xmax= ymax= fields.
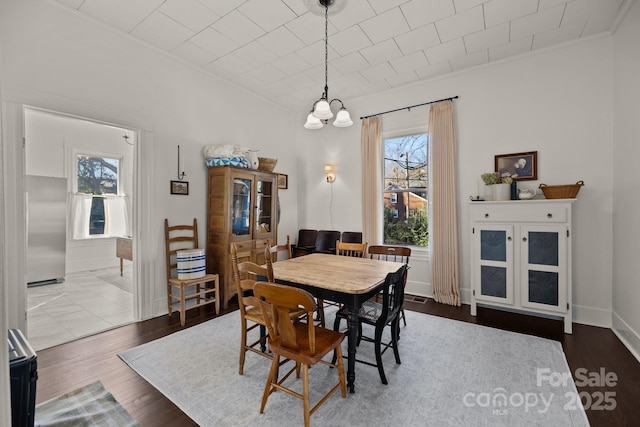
xmin=469 ymin=199 xmax=575 ymax=333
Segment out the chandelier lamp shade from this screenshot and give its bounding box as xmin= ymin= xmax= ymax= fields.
xmin=303 ymin=0 xmax=353 ymax=130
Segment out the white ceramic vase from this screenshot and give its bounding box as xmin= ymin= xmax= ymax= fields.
xmin=493 ymin=183 xmax=511 ymax=201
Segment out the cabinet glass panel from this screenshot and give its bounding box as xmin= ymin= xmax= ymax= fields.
xmin=528 ymin=232 xmax=558 ymax=266
xmin=232 ymin=178 xmax=252 ymax=236
xmin=480 ymin=230 xmax=506 ymax=262
xmin=528 ymin=270 xmax=559 ymax=306
xmin=480 ymin=266 xmax=507 ymax=298
xmin=256 ymin=179 xmax=273 ymax=234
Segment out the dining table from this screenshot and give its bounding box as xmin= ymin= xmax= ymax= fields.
xmin=271 ymin=252 xmax=405 ymax=393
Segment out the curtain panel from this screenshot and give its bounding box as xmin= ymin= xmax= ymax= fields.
xmin=429 ymin=101 xmax=460 ymax=306
xmin=360 ymin=117 xmax=382 ymax=246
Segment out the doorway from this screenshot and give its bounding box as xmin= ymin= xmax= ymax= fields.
xmin=24 ymin=108 xmax=137 ymax=350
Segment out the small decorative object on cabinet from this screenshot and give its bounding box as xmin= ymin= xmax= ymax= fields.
xmin=469 ymin=199 xmax=575 ymax=333
xmin=206 ymin=166 xmax=278 ymax=309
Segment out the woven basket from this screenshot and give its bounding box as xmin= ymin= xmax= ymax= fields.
xmin=539 ymin=181 xmax=584 ymax=199
xmin=257 ymin=157 xmax=277 ymax=172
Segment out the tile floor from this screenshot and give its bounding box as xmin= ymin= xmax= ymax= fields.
xmin=27 ymin=265 xmax=135 ymax=351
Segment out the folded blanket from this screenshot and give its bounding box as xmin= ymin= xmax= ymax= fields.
xmin=203 ymin=144 xmax=249 ymax=158
xmin=205 ymin=157 xmax=250 ymax=168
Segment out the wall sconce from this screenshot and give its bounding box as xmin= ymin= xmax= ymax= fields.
xmin=324 ymin=164 xmax=336 ymax=183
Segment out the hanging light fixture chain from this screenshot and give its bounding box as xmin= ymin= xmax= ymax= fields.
xmin=324 ymin=3 xmax=329 ymax=100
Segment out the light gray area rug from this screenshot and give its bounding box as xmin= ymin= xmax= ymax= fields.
xmin=119 ymin=310 xmax=589 ymax=427
xmin=35 ymin=381 xmax=138 ymax=427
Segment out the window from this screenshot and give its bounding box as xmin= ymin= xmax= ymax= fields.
xmin=383 ymin=133 xmax=428 ymax=247
xmin=76 ymin=154 xmax=119 ymax=236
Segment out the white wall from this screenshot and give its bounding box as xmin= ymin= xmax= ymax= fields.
xmin=296 ymin=35 xmax=615 ymax=327
xmin=612 ymin=0 xmax=640 ymax=359
xmin=0 ymin=0 xmax=298 ymax=324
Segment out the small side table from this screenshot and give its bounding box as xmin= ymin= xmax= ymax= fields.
xmin=116 ymin=237 xmax=133 ymax=276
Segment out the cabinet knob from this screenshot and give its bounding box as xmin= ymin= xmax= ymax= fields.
xmin=507 ymin=236 xmax=512 ymax=241
xmin=547 ymin=213 xmax=553 ymax=218
xmin=522 ymin=237 xmax=527 ymax=242
xmin=484 ymin=213 xmax=489 ymax=218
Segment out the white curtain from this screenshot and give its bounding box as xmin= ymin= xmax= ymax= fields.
xmin=104 ymin=195 xmax=129 ymax=237
xmin=429 ymin=101 xmax=461 ymax=306
xmin=360 ymin=116 xmax=382 ymax=245
xmin=69 ymin=193 xmax=92 ymax=240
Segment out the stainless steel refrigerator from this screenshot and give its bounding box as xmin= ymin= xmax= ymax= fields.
xmin=26 ymin=175 xmax=67 ymax=286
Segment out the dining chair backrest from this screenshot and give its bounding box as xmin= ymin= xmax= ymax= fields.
xmin=336 ymin=241 xmax=367 ymax=258
xmin=341 ymin=231 xmax=363 ymax=243
xmin=268 ymin=235 xmax=291 ymax=262
xmin=378 ymin=265 xmax=408 ymax=325
xmin=292 ymin=229 xmax=318 ymax=257
xmin=368 ymin=245 xmax=411 ymax=264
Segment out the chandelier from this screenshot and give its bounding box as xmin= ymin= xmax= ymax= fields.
xmin=304 ymin=0 xmax=353 ymax=129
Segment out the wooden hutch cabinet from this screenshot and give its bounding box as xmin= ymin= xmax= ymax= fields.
xmin=206 ymin=166 xmax=278 ymax=309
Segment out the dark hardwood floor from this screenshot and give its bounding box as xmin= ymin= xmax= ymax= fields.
xmin=34 ymin=298 xmax=640 ymax=426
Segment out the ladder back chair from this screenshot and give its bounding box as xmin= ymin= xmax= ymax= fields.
xmin=368 ymin=245 xmax=411 ymax=326
xmin=268 ymin=235 xmax=291 ymax=262
xmin=253 ymin=282 xmax=346 ymax=427
xmin=164 ymin=218 xmax=220 ymax=327
xmin=333 ymin=265 xmax=407 ymax=385
xmin=231 ymin=244 xmax=304 ymax=375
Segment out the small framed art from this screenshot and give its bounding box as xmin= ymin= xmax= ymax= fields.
xmin=170 ymin=180 xmax=189 ymax=195
xmin=277 ymin=174 xmax=288 ymax=190
xmin=495 ymin=151 xmax=538 ymax=181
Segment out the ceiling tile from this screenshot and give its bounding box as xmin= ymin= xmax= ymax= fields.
xmin=488 ymin=36 xmax=533 ymax=61
xmin=190 ymin=27 xmax=239 ymax=57
xmin=424 ymin=37 xmax=466 ymax=64
xmin=539 ymin=0 xmax=568 ymax=10
xmin=394 ymin=24 xmax=440 ymax=55
xmin=281 ymin=72 xmax=316 ymax=91
xmin=256 ymin=27 xmax=305 ymax=57
xmin=368 ymin=0 xmax=410 ymax=14
xmin=248 ymin=63 xmax=288 ymax=84
xmin=532 ymin=23 xmax=584 ymax=50
xmin=196 ymin=0 xmax=247 ymax=17
xmin=360 ymin=62 xmax=398 ymax=83
xmin=580 ymin=0 xmax=624 ymax=36
xmin=257 ymin=80 xmax=295 ymax=99
xmin=329 ymin=0 xmax=377 ymax=31
xmin=159 ymin=0 xmax=219 ymax=33
xmin=270 ymin=53 xmax=312 ymax=76
xmin=332 ymin=52 xmax=370 ymax=74
xmin=211 ymin=10 xmax=265 ymax=46
xmin=280 ymin=0 xmax=308 ymax=16
xmin=360 ymin=7 xmax=411 ymax=44
xmin=170 ymin=41 xmax=217 ymax=67
xmin=435 ymin=5 xmax=485 ymax=42
xmin=359 ymin=39 xmax=404 ymax=65
xmin=205 ymin=53 xmax=254 ymax=79
xmin=415 ymin=61 xmax=453 ymax=79
xmin=330 ymin=25 xmax=372 ymax=56
xmin=453 ymin=0 xmax=489 ymax=13
xmin=400 ymin=0 xmax=456 ymax=30
xmin=510 ymin=4 xmax=564 ymax=40
xmin=238 ymin=0 xmax=297 ymax=32
xmin=449 ymin=49 xmax=488 ymax=70
xmin=233 ymin=41 xmax=278 ymax=67
xmin=296 ymin=41 xmax=339 ymax=67
xmin=484 ymin=0 xmax=539 ymax=28
xmin=130 ymin=11 xmax=194 ymax=51
xmin=464 ymin=23 xmax=509 ymax=53
xmin=389 ymin=51 xmax=429 ymax=74
xmin=79 ymin=0 xmax=166 ymax=33
xmin=285 ymin=12 xmax=336 ymax=45
xmin=386 ymin=71 xmax=420 ymax=87
xmin=56 ymin=0 xmax=84 ymax=9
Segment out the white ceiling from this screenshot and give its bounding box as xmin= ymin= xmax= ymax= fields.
xmin=54 ymin=0 xmax=631 ymax=113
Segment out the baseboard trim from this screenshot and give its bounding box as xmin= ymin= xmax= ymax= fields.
xmin=572 ymin=304 xmax=612 ymax=328
xmin=612 ymin=311 xmax=640 ymax=364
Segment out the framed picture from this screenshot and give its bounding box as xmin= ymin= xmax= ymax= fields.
xmin=495 ymin=151 xmax=538 ymax=181
xmin=170 ymin=180 xmax=189 ymax=195
xmin=277 ymin=174 xmax=288 ymax=190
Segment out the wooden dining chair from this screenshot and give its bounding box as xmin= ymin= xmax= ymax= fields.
xmin=333 ymin=265 xmax=407 ymax=385
xmin=164 ymin=218 xmax=220 ymax=327
xmin=231 ymin=244 xmax=304 ymax=375
xmin=253 ymin=282 xmax=346 ymax=427
xmin=268 ymin=235 xmax=291 ymax=262
xmin=316 ymin=241 xmax=368 ymax=327
xmin=368 ymin=245 xmax=411 ymax=326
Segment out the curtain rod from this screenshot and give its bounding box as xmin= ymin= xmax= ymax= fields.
xmin=359 ymin=95 xmax=459 ymax=120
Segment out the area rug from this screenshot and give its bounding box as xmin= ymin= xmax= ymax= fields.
xmin=35 ymin=381 xmax=138 ymax=427
xmin=118 ymin=310 xmax=589 ymax=427
xmin=96 ymin=273 xmax=132 ymax=293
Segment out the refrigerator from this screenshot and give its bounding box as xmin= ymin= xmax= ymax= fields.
xmin=26 ymin=175 xmax=67 ymax=286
